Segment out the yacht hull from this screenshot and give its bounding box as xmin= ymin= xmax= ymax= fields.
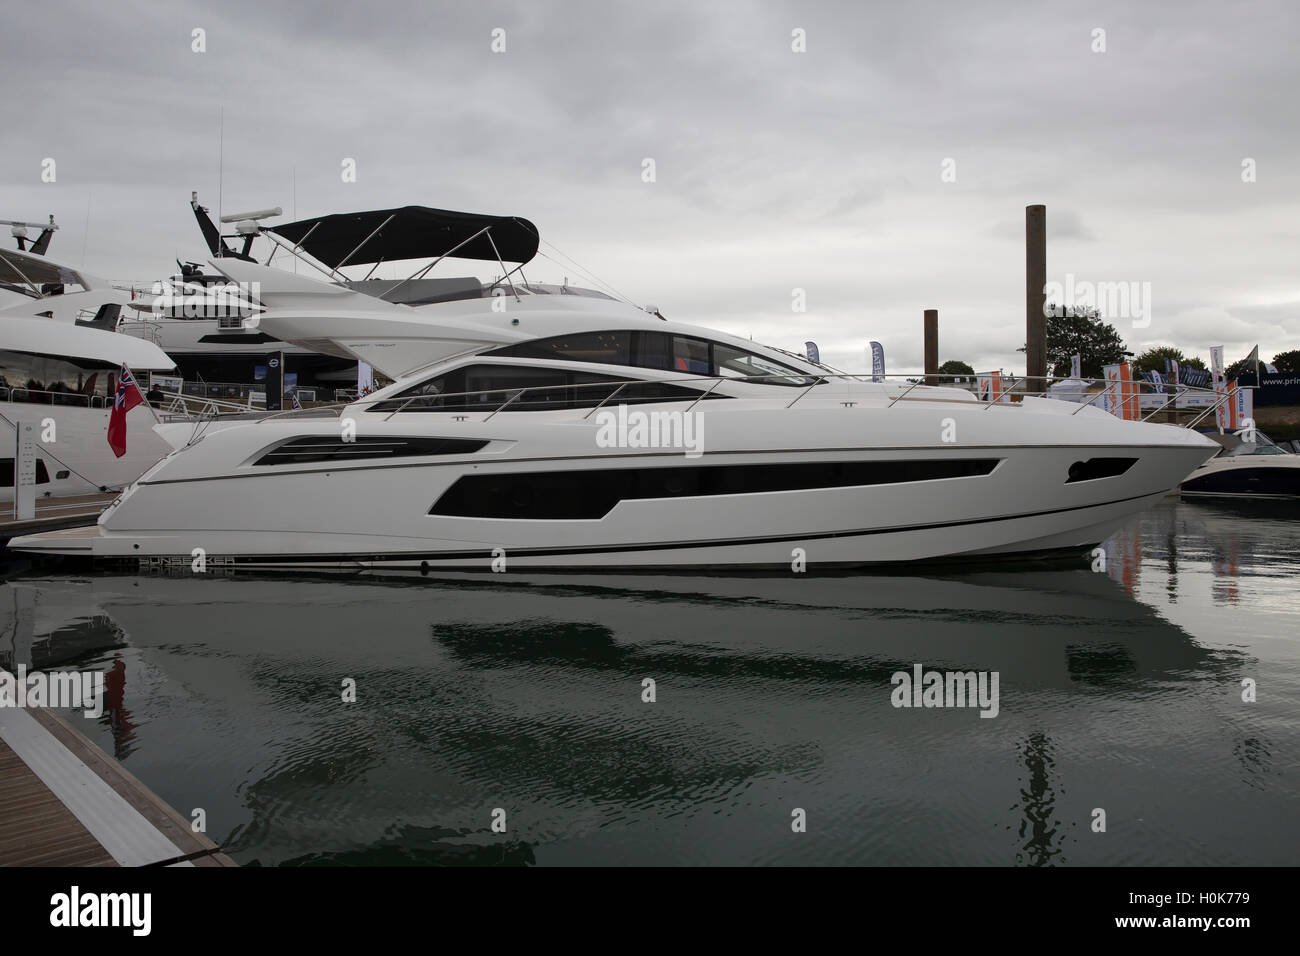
xmin=9 ymin=402 xmax=1216 ymax=570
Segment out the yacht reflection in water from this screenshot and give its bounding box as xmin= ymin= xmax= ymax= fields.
xmin=0 ymin=530 xmax=1280 ymax=865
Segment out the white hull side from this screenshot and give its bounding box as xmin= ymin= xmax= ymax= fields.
xmin=37 ymin=487 xmax=1169 ymax=570
xmin=0 ymin=403 xmax=170 ymax=501
xmin=12 ymin=452 xmax=1210 ymax=568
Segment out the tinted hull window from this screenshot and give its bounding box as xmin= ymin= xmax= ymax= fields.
xmin=431 ymin=458 xmax=1001 ymax=519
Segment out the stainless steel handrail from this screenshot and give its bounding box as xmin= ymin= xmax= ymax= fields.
xmin=232 ymin=370 xmax=1229 ymax=430
xmin=0 ymin=386 xmax=107 ymax=408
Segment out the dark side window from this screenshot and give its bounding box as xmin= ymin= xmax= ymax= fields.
xmin=372 ymin=364 xmax=716 ymax=412
xmin=487 ymin=331 xmax=815 ymax=385
xmin=0 ymin=459 xmax=51 ymax=486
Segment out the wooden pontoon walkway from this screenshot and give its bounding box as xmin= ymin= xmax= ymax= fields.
xmin=0 ymin=686 xmax=236 ymax=867
xmin=0 ymin=492 xmax=118 ymax=537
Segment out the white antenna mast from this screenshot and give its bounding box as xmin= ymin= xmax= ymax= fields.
xmin=217 ymin=105 xmax=224 ymax=256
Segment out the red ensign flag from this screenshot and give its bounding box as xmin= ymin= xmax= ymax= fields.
xmin=107 ymin=365 xmax=144 ymax=458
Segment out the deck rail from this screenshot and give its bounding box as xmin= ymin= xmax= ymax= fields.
xmin=243 ymin=370 xmax=1242 ymax=429
xmin=0 ymin=386 xmax=110 ymax=408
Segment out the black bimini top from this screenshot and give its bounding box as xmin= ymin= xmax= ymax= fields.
xmin=267 ymin=206 xmax=540 ymax=269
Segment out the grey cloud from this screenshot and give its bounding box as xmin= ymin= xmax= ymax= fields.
xmin=2 ymin=0 xmax=1297 ymax=374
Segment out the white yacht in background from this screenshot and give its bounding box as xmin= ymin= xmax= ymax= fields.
xmin=10 ymin=205 xmax=1220 ymax=569
xmin=114 ymin=194 xmax=541 ymax=397
xmin=0 ymin=241 xmax=176 ymax=501
xmin=112 ymin=194 xmax=359 ymax=398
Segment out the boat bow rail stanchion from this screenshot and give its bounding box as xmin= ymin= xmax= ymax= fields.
xmin=213 ymin=371 xmax=1239 ymax=428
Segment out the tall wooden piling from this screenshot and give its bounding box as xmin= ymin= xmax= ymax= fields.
xmin=1025 ymin=204 xmax=1047 ymax=385
xmin=924 ymin=309 xmax=939 ymax=386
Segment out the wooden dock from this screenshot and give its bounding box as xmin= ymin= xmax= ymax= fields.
xmin=0 ymin=680 xmax=236 ymax=867
xmin=0 ymin=492 xmax=118 ymax=537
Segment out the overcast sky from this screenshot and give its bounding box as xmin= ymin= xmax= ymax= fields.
xmin=3 ymin=0 xmax=1297 ymax=374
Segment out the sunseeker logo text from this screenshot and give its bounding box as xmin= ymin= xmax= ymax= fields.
xmin=0 ymin=665 xmax=103 ymax=718
xmin=890 ymin=664 xmax=999 ymax=718
xmin=50 ymin=887 xmax=151 ymax=936
xmin=594 ymin=404 xmax=704 ymax=459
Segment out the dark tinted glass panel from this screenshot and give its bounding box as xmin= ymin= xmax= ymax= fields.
xmin=0 ymin=458 xmax=50 ymax=486
xmin=1065 ymin=458 xmax=1138 ymax=483
xmin=712 ymin=342 xmax=814 ymax=386
xmin=635 ymin=331 xmax=673 ymax=370
xmin=484 ymin=331 xmax=815 ymax=386
xmin=671 ymin=337 xmax=711 ymax=375
xmin=432 ymin=458 xmax=1001 ymax=519
xmin=1181 ymin=468 xmax=1299 ymax=497
xmin=375 ymin=365 xmax=715 ymax=412
xmin=0 ymin=349 xmax=117 ymax=404
xmin=488 ymin=331 xmax=633 ymax=364
xmin=254 ymin=436 xmax=488 ymax=466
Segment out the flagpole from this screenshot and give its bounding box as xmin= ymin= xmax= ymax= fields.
xmin=128 ymin=364 xmax=163 ymax=427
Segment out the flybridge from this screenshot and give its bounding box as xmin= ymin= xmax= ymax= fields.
xmin=267 ymin=206 xmax=540 ymax=269
xmin=193 ymin=193 xmax=539 ymax=283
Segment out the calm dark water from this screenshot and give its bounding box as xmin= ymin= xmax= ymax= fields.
xmin=2 ymin=497 xmax=1297 ymax=866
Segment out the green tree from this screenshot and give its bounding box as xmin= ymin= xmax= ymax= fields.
xmin=1022 ymin=306 xmax=1128 ymax=378
xmin=1272 ymin=350 xmax=1300 ymax=373
xmin=938 ymin=360 xmax=975 ymax=379
xmin=1133 ymin=346 xmax=1207 ymax=375
xmin=1225 ymin=357 xmax=1254 ymax=381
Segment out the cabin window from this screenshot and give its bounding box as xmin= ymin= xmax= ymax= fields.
xmin=253 ymin=436 xmax=489 ymax=466
xmin=712 ymin=343 xmax=810 ymax=386
xmin=0 ymin=350 xmax=117 ymax=404
xmin=432 ymin=458 xmax=1002 ymax=520
xmin=671 ymin=337 xmax=711 ymax=375
xmin=373 ymin=364 xmax=717 ymax=412
xmin=1065 ymin=458 xmax=1138 ymax=483
xmin=485 ymin=331 xmax=634 ymax=365
xmin=486 ymin=331 xmax=814 ymax=384
xmin=0 ymin=459 xmax=51 ymax=486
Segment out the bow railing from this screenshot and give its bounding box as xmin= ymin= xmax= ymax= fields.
xmin=243 ymin=371 xmax=1242 ymax=429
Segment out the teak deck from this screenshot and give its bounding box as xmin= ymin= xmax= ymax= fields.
xmin=0 ymin=696 xmax=236 ymax=867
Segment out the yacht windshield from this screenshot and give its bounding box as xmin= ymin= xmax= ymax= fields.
xmin=488 ymin=330 xmax=818 ymax=386
xmin=370 ymin=363 xmax=717 ymax=412
xmin=1224 ymin=443 xmax=1288 ymax=457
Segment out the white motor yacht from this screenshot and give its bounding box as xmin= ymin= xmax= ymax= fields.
xmin=10 ymin=206 xmax=1220 ymax=569
xmin=0 ymin=242 xmax=176 ymax=502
